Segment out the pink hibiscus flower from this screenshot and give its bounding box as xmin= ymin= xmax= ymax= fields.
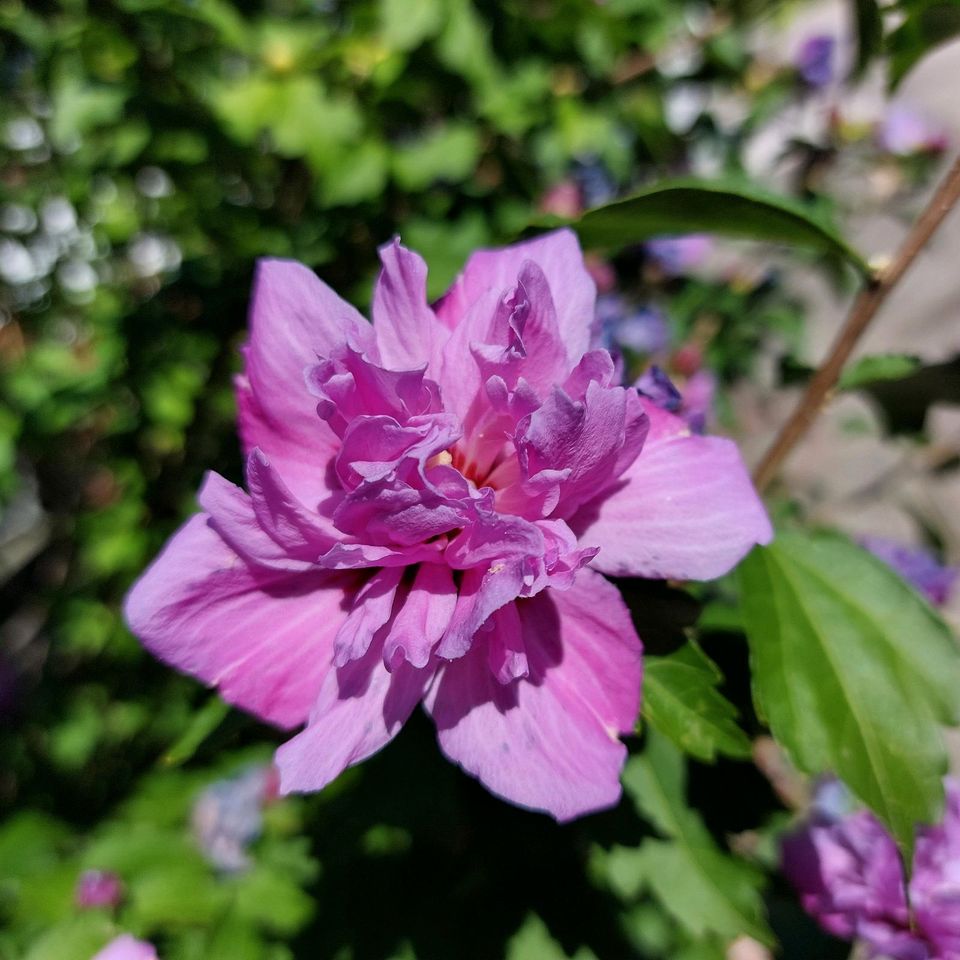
xmin=125 ymin=230 xmax=771 ymax=820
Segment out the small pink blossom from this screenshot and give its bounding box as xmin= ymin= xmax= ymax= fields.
xmin=75 ymin=869 xmax=123 ymax=909
xmin=91 ymin=935 xmax=157 ymax=960
xmin=125 ymin=230 xmax=770 ymax=820
xmin=537 ymin=180 xmax=583 ymax=220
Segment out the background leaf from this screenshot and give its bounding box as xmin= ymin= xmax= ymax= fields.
xmin=889 ymin=0 xmax=960 ymax=87
xmin=617 ymin=735 xmax=773 ymax=945
xmin=641 ymin=642 xmax=752 ymax=762
xmin=838 ymin=354 xmax=922 ymax=390
xmin=568 ymin=180 xmax=870 ymax=274
xmin=738 ymin=529 xmax=960 ymax=853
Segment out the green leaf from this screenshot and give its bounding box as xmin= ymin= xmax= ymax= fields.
xmin=569 ymin=180 xmax=870 ymax=275
xmin=380 ymin=0 xmax=444 ymax=51
xmin=852 ymin=0 xmax=885 ymax=77
xmin=838 ymin=353 xmax=922 ymax=390
xmin=506 ymin=914 xmax=599 ymax=960
xmin=620 ymin=735 xmax=773 ymax=945
xmin=642 ymin=642 xmax=752 ymax=762
xmin=23 ymin=914 xmax=116 ymax=960
xmin=889 ymin=0 xmax=960 ymax=88
xmin=392 ymin=124 xmax=482 ymax=191
xmin=161 ymin=694 xmax=231 ymax=768
xmin=737 ymin=529 xmax=960 ymax=855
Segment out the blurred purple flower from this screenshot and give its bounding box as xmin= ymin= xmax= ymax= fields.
xmin=191 ymin=764 xmax=276 ymax=873
xmin=636 ymin=366 xmax=682 ymax=412
xmin=782 ymin=778 xmax=960 ymax=959
xmin=878 ymin=106 xmax=948 ymax=156
xmin=593 ymin=296 xmax=671 ymax=358
xmin=572 ymin=158 xmax=616 ymax=208
xmin=681 ymin=370 xmax=715 ymax=434
xmin=795 ymin=35 xmax=836 ymax=89
xmin=75 ymin=869 xmax=123 ymax=909
xmin=91 ymin=935 xmax=158 ymax=960
xmin=860 ymin=536 xmax=957 ymax=606
xmin=645 ymin=235 xmax=712 ymax=276
xmin=636 ymin=366 xmax=715 ymax=434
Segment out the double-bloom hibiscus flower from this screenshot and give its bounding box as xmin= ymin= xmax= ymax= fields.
xmin=126 ymin=230 xmax=771 ymax=820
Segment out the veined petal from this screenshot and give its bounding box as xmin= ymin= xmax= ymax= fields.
xmin=373 ymin=238 xmax=448 ymax=375
xmin=572 ymin=400 xmax=773 ymax=580
xmin=426 ymin=570 xmax=642 ymax=821
xmin=383 ymin=563 xmax=458 ymax=669
xmin=237 ymin=259 xmax=375 ymax=505
xmin=435 ymin=228 xmax=596 ymax=363
xmin=123 ymin=514 xmax=357 ymax=730
xmin=507 ymin=381 xmax=648 ymax=520
xmin=275 ymin=633 xmax=434 ymax=794
xmin=334 ymin=566 xmax=404 ymax=666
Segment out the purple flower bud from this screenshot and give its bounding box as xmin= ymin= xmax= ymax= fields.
xmin=795 ymin=35 xmax=836 ymax=89
xmin=860 ymin=536 xmax=957 ymax=606
xmin=191 ymin=764 xmax=275 ymax=873
xmin=645 ymin=235 xmax=712 ymax=276
xmin=75 ymin=869 xmax=123 ymax=909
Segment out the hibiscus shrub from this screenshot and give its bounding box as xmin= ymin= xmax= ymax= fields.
xmin=2 ymin=1 xmax=960 ymax=959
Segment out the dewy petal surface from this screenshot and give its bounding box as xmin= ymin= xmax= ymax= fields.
xmin=572 ymin=400 xmax=773 ymax=580
xmin=426 ymin=569 xmax=642 ymax=821
xmin=124 ymin=514 xmax=357 ymax=730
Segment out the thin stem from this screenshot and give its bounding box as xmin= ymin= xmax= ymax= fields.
xmin=753 ymin=153 xmax=960 ymax=493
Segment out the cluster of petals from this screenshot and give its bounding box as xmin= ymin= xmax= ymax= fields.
xmin=125 ymin=229 xmax=771 ymax=820
xmin=782 ymin=778 xmax=960 ymax=959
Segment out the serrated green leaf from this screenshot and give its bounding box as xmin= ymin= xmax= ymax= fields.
xmin=642 ymin=642 xmax=752 ymax=762
xmin=620 ymin=736 xmax=773 ymax=945
xmin=568 ymin=180 xmax=869 ymax=274
xmin=737 ymin=529 xmax=960 ymax=855
xmin=506 ymin=914 xmax=599 ymax=960
xmin=839 ymin=354 xmax=921 ymax=390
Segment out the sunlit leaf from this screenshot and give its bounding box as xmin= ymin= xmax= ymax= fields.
xmin=738 ymin=529 xmax=960 ymax=854
xmin=569 ymin=180 xmax=870 ymax=274
xmin=642 ymin=642 xmax=752 ymax=762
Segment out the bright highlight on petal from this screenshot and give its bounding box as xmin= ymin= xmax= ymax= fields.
xmin=125 ymin=229 xmax=771 ymax=821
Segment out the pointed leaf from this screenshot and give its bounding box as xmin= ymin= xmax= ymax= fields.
xmin=737 ymin=529 xmax=960 ymax=855
xmin=642 ymin=642 xmax=752 ymax=762
xmin=620 ymin=735 xmax=773 ymax=945
xmin=568 ymin=180 xmax=870 ymax=275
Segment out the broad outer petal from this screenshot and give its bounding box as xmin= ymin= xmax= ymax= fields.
xmin=426 ymin=569 xmax=642 ymax=821
xmin=372 ymin=239 xmax=448 ymax=375
xmin=123 ymin=514 xmax=357 ymax=730
xmin=275 ymin=633 xmax=434 ymax=794
xmin=572 ymin=400 xmax=773 ymax=580
xmin=237 ymin=259 xmax=375 ymax=505
xmin=435 ymin=229 xmax=595 ymax=363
